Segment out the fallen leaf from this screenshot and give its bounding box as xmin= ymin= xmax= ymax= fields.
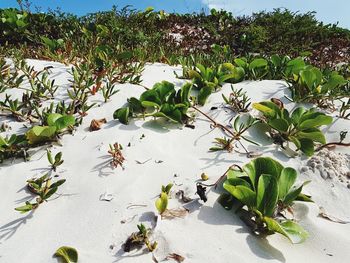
xmin=166 ymin=253 xmax=185 ymax=262
xmin=318 ymin=207 xmax=350 ymax=224
xmin=161 ymin=207 xmax=189 ymax=219
xmin=89 ymin=118 xmax=107 ymax=131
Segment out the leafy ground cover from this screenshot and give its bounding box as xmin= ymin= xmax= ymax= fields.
xmin=0 ymin=3 xmax=349 ymax=263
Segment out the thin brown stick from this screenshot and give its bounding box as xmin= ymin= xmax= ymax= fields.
xmin=191 ymin=106 xmax=235 ymax=137
xmin=315 ymin=142 xmax=350 ymax=152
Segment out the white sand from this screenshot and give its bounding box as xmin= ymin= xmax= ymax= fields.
xmin=0 ymin=60 xmax=349 ymax=262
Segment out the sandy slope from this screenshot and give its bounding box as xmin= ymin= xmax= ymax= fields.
xmin=0 ymin=60 xmax=349 ymax=263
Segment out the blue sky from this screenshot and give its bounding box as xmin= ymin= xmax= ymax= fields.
xmin=1 ymin=0 xmax=349 ymax=29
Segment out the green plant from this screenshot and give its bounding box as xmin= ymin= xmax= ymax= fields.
xmin=15 ymin=173 xmax=66 ymax=213
xmin=0 ymin=94 xmax=25 ymax=120
xmin=253 ymin=101 xmax=333 ymax=156
xmin=15 ymin=59 xmax=58 ymax=99
xmin=222 ymin=86 xmax=251 ymax=113
xmin=209 ymin=115 xmax=259 ymax=153
xmin=0 ymin=134 xmax=28 ymax=162
xmin=248 ymin=58 xmax=269 ymax=80
xmin=25 ymin=113 xmax=75 ymax=144
xmin=339 ymin=99 xmax=350 ymax=119
xmin=47 ymin=149 xmax=63 ymax=171
xmin=161 ymin=183 xmax=173 ymax=195
xmin=284 ymin=58 xmax=348 ymax=105
xmin=221 ymin=157 xmax=311 ymax=243
xmin=155 ymin=192 xmax=168 ymax=215
xmin=187 ymin=63 xmax=234 ymax=105
xmin=123 ymin=223 xmax=157 ymax=252
xmin=54 ymin=246 xmax=78 ymax=263
xmin=113 ymin=81 xmax=192 ymax=124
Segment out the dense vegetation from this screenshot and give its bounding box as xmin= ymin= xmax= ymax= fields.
xmin=1 ymin=6 xmax=349 ymax=69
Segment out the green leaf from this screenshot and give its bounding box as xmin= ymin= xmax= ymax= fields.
xmin=256 ymin=174 xmax=278 ymax=217
xmin=54 ymin=246 xmax=78 ymax=263
xmin=243 ymin=157 xmax=283 ymax=190
xmin=234 ymin=58 xmax=248 ymax=69
xmin=128 ymin=97 xmax=143 ymax=112
xmin=285 ymin=58 xmax=306 ymax=76
xmin=154 ymin=81 xmax=175 ymax=102
xmin=268 ymin=119 xmax=289 ymax=132
xmin=249 ymin=58 xmax=268 ymax=70
xmin=26 ymin=126 xmax=57 ymax=144
xmin=113 ymin=107 xmax=130 ymax=124
xmin=278 ymin=167 xmax=297 ymax=200
xmin=49 ymin=179 xmax=66 ymax=189
xmin=0 ymin=135 xmax=9 ymax=147
xmin=141 ymin=101 xmax=160 ymax=108
xmin=198 ymin=86 xmax=213 ymax=105
xmin=43 ymin=187 xmax=58 ymax=199
xmin=296 ymin=193 xmax=313 ymax=202
xmin=54 ymin=115 xmax=75 ymax=131
xmin=223 ymin=184 xmax=256 ymax=208
xmin=300 ymin=69 xmax=316 ymax=90
xmin=297 ymin=128 xmax=326 ymax=144
xmin=140 ymin=89 xmax=161 ymax=105
xmin=55 ymin=152 xmax=62 ymax=163
xmin=15 ymin=202 xmax=34 ymax=213
xmin=47 ymin=150 xmax=53 ymax=164
xmin=264 ymin=217 xmax=308 ymax=244
xmin=47 ymin=113 xmax=62 ymax=126
xmin=299 ymin=138 xmax=315 ymax=156
xmin=179 ymin=83 xmax=192 ymax=105
xmin=284 ymin=181 xmax=311 ymax=205
xmin=299 ymin=115 xmax=332 ymax=130
xmin=155 ymin=192 xmax=168 ymax=214
xmin=252 ymin=101 xmax=281 ymax=118
xmin=187 ymin=69 xmax=201 ymax=79
xmin=291 ymin=107 xmax=307 ymax=125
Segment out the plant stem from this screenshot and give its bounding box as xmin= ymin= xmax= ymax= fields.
xmin=315 ymin=142 xmax=350 ymax=151
xmin=191 ymin=106 xmax=235 ymax=137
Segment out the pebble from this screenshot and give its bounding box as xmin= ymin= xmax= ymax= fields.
xmin=300 ymin=166 xmax=309 ymax=172
xmin=328 ymin=170 xmax=336 ymax=179
xmin=316 ymin=164 xmax=323 ymax=170
xmin=321 ymin=170 xmax=329 ymax=180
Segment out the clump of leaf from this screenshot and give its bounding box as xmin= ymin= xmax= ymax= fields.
xmin=0 ymin=134 xmax=28 ymax=162
xmin=47 ymin=149 xmax=63 ymax=171
xmin=187 ymin=63 xmax=234 ymax=105
xmin=54 ymin=246 xmax=78 ymax=263
xmin=123 ymin=223 xmax=157 ymax=252
xmin=15 ymin=174 xmax=66 ymax=213
xmin=210 ymin=137 xmax=234 ymax=152
xmin=108 ymin=143 xmax=125 ymax=169
xmin=339 ymin=99 xmax=350 ymax=119
xmin=161 ymin=183 xmax=173 ymax=195
xmin=26 ymin=113 xmax=75 ymax=144
xmin=222 ymin=86 xmax=251 ymax=113
xmin=209 ymin=115 xmax=259 ymax=153
xmin=113 ymin=81 xmax=192 ymax=124
xmin=253 ymin=101 xmax=332 ymax=156
xmin=283 ymin=58 xmax=348 ymax=105
xmin=221 ymin=157 xmax=312 ymax=243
